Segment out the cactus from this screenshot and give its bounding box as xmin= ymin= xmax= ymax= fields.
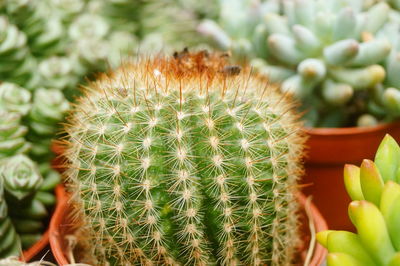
xmin=199 ymin=0 xmax=400 ymax=127
xmin=317 ymin=134 xmax=400 ymax=265
xmin=63 ymin=51 xmax=306 ymax=265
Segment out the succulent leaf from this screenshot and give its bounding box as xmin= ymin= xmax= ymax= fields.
xmin=348 ymin=201 xmax=395 ymax=265
xmin=344 ymin=164 xmax=364 ymax=201
xmin=375 ymin=134 xmax=400 ymax=182
xmin=380 ymin=181 xmax=400 ymax=251
xmin=327 ymin=253 xmax=366 ymax=266
xmin=326 ymin=231 xmax=376 ymax=265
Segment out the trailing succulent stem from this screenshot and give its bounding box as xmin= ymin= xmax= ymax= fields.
xmin=63 ymin=51 xmax=305 ymax=265
xmin=318 ymin=135 xmax=400 ymax=265
xmin=0 ymin=178 xmax=21 ymax=258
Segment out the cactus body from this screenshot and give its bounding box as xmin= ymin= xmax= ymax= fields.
xmin=64 ymin=52 xmax=305 ymax=265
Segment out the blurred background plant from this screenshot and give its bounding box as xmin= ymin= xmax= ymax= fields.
xmin=198 ymin=0 xmax=400 ymax=127
xmin=0 ymin=0 xmax=216 ymax=257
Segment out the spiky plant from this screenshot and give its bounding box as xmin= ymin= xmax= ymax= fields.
xmin=198 ymin=0 xmax=400 ymax=127
xmin=62 ymin=51 xmax=306 ymax=265
xmin=317 ymin=134 xmax=400 ymax=265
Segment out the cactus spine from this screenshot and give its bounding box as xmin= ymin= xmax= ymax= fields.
xmin=63 ymin=52 xmax=305 ymax=265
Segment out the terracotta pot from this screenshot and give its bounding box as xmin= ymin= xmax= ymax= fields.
xmin=301 ymin=121 xmax=400 ymax=230
xmin=49 ymin=186 xmax=327 ymax=265
xmin=51 ymin=140 xmax=67 ymax=173
xmin=19 ymin=186 xmax=65 ymax=261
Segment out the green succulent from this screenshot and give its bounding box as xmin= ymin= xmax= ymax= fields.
xmin=0 ymin=82 xmax=31 ymax=115
xmin=0 ymin=111 xmax=30 ymax=159
xmin=37 ymin=56 xmax=77 ymax=90
xmin=317 ymin=135 xmax=400 ymax=265
xmin=199 ymin=0 xmax=400 ymax=127
xmin=27 ymin=88 xmax=69 ymax=159
xmin=0 ymin=155 xmax=43 ymax=201
xmin=28 ymin=88 xmax=69 ymax=136
xmin=63 ymin=52 xmax=305 ymax=265
xmin=0 ymin=178 xmax=21 ymax=258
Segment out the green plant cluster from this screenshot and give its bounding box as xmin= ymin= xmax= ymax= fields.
xmin=0 ymin=0 xmax=215 ymax=256
xmin=63 ymin=52 xmax=305 ymax=265
xmin=199 ymin=0 xmax=400 ymax=127
xmin=317 ymin=134 xmax=400 ymax=265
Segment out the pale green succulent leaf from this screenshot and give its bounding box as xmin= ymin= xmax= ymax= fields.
xmin=329 ymin=65 xmax=385 ymax=90
xmin=322 ymin=79 xmax=353 ymax=106
xmin=323 ymin=39 xmax=359 ymax=65
xmin=268 ymin=34 xmax=304 ymax=65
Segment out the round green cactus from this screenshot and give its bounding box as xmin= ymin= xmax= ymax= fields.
xmin=199 ymin=0 xmax=400 ymax=127
xmin=63 ymin=52 xmax=306 ymax=265
xmin=317 ymin=135 xmax=400 ymax=265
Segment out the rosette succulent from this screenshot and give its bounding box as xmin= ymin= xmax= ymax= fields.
xmin=29 ymin=88 xmax=69 ymax=136
xmin=317 ymin=135 xmax=400 ymax=265
xmin=199 ymin=0 xmax=400 ymax=127
xmin=0 ymin=111 xmax=30 ymax=159
xmin=0 ymin=154 xmax=58 ymax=250
xmin=0 ymin=155 xmax=42 ymax=201
xmin=0 ymin=82 xmax=31 ymax=115
xmin=63 ymin=51 xmax=306 ymax=265
xmin=28 ymin=88 xmax=69 ymax=159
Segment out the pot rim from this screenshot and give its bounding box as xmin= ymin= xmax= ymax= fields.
xmin=19 ymin=184 xmax=62 ymax=261
xmin=49 ymin=186 xmax=328 ymax=265
xmin=303 ymin=121 xmax=400 ymax=136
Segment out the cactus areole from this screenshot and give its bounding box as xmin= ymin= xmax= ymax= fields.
xmin=63 ymin=51 xmax=305 ymax=265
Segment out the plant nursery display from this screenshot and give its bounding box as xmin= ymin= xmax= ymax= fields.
xmin=56 ymin=50 xmax=313 ymax=265
xmin=199 ymin=0 xmax=400 ymax=128
xmin=317 ymin=134 xmax=400 ymax=265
